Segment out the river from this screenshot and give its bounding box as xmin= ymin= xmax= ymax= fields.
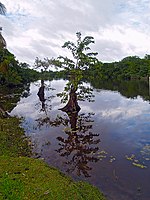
xmin=9 ymin=79 xmax=150 ymax=200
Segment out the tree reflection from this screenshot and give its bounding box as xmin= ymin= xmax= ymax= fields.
xmin=36 ymin=80 xmax=55 ymax=116
xmin=35 ymin=75 xmax=100 ymax=177
xmin=36 ymin=87 xmax=100 ymax=177
xmin=56 ymin=112 xmax=100 ymax=177
xmin=37 ymin=80 xmax=46 ymax=112
xmin=36 ymin=110 xmax=100 ymax=177
xmin=0 ymin=84 xmax=30 ymax=117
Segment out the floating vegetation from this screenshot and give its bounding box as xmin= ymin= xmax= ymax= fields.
xmin=63 ymin=127 xmax=72 ymax=132
xmin=96 ymin=150 xmax=116 ymax=163
xmin=97 ymin=155 xmax=107 ymax=161
xmin=97 ymin=150 xmax=107 ymax=160
xmin=125 ymin=154 xmax=135 ymax=161
xmin=98 ymin=150 xmax=108 ymax=155
xmin=132 ymin=162 xmax=147 ymax=169
xmin=125 ymin=154 xmax=147 ymax=169
xmin=125 ymin=144 xmax=150 ymax=169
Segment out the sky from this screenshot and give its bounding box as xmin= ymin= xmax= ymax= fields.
xmin=1 ymin=0 xmax=150 ymax=67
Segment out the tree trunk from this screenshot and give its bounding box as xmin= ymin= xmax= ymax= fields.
xmin=59 ymin=86 xmax=80 ymax=113
xmin=37 ymin=80 xmax=46 ymax=111
xmin=37 ymin=80 xmax=45 ymax=101
xmin=69 ymin=111 xmax=78 ymax=131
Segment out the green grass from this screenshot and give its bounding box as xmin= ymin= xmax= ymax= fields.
xmin=0 ymin=117 xmax=106 ymax=200
xmin=0 ymin=117 xmax=31 ymax=157
xmin=0 ymin=171 xmax=24 ymax=200
xmin=0 ymin=156 xmax=106 ymax=200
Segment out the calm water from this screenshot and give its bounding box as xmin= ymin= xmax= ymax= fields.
xmin=10 ymin=80 xmax=150 ymax=200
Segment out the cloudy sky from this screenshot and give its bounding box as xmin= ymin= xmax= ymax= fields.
xmin=1 ymin=0 xmax=150 ymax=67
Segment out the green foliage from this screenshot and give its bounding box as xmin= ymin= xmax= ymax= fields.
xmin=39 ymin=54 xmax=150 ymax=82
xmin=4 ymin=67 xmax=22 ymax=85
xmin=34 ymin=33 xmax=150 ymax=83
xmin=0 ymin=49 xmax=40 ymax=86
xmin=0 ymin=48 xmax=15 ymax=63
xmin=35 ymin=32 xmax=98 ymax=72
xmin=59 ymin=32 xmax=98 ymax=70
xmin=86 ymin=78 xmax=150 ymax=101
xmin=18 ymin=65 xmax=41 ymax=83
xmin=56 ymin=32 xmax=98 ymax=102
xmin=85 ymin=55 xmax=150 ymax=81
xmin=35 ymin=32 xmax=99 ymax=104
xmin=0 ymin=84 xmax=29 ymax=113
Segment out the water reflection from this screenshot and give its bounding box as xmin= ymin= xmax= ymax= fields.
xmin=89 ymin=78 xmax=150 ymax=102
xmin=9 ymin=79 xmax=150 ymax=200
xmin=35 ymin=69 xmax=101 ymax=177
xmin=37 ymin=80 xmax=46 ymax=112
xmin=35 ymin=80 xmax=100 ymax=177
xmin=56 ymin=112 xmax=100 ymax=177
xmin=52 ymin=70 xmax=100 ymax=177
xmin=36 ymin=80 xmax=55 ymax=116
xmin=36 ymin=111 xmax=100 ymax=177
xmin=0 ymin=84 xmax=30 ymax=117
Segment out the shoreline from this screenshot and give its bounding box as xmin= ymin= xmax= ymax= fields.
xmin=0 ymin=116 xmax=106 ymax=200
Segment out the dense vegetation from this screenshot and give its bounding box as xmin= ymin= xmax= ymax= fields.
xmin=0 ymin=49 xmax=40 ymax=86
xmin=36 ymin=55 xmax=150 ymax=83
xmin=1 ymin=47 xmax=150 ymax=88
xmin=85 ymin=55 xmax=150 ymax=81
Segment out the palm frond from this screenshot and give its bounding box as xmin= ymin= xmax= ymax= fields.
xmin=0 ymin=2 xmax=6 ymax=15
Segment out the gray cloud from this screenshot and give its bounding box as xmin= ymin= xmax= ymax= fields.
xmin=94 ymin=39 xmax=126 ymax=62
xmin=1 ymin=0 xmax=150 ymax=66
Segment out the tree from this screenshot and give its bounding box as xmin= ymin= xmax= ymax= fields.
xmin=57 ymin=32 xmax=98 ymax=70
xmin=0 ymin=2 xmax=6 ymax=15
xmin=35 ymin=32 xmax=98 ymax=112
xmin=55 ymin=32 xmax=98 ymax=112
xmin=35 ymin=32 xmax=98 ymax=72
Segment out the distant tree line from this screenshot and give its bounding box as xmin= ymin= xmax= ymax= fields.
xmin=84 ymin=55 xmax=150 ymax=81
xmin=38 ymin=55 xmax=150 ymax=82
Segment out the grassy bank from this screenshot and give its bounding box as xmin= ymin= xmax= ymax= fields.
xmin=0 ymin=117 xmax=31 ymax=157
xmin=0 ymin=117 xmax=106 ymax=200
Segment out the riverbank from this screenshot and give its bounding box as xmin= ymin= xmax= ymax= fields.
xmin=0 ymin=117 xmax=106 ymax=200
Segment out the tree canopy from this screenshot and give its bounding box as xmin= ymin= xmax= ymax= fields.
xmin=35 ymin=32 xmax=99 ymax=72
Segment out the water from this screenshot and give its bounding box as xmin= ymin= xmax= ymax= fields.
xmin=9 ymin=80 xmax=150 ymax=200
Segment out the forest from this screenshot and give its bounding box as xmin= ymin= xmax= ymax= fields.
xmin=1 ymin=47 xmax=150 ymax=87
xmin=85 ymin=55 xmax=150 ymax=81
xmin=0 ymin=48 xmax=40 ymax=86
